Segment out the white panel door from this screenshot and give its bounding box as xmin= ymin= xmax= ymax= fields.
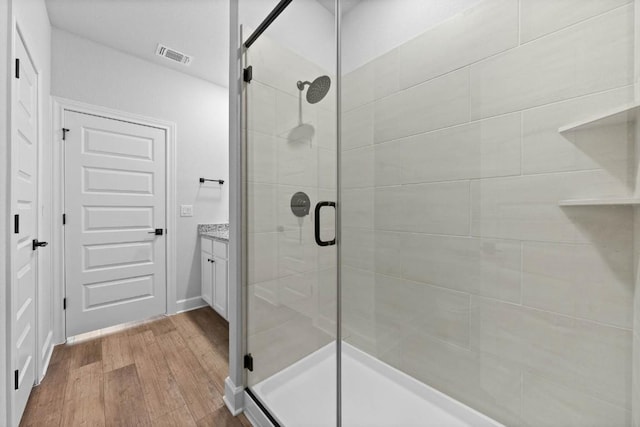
xmin=64 ymin=111 xmax=167 ymax=337
xmin=11 ymin=34 xmax=38 ymax=426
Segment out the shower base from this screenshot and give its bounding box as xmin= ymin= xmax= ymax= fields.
xmin=249 ymin=342 xmax=502 ymax=427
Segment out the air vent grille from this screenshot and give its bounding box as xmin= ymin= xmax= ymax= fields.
xmin=155 ymin=44 xmax=192 ymax=66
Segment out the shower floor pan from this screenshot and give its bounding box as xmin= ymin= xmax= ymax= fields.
xmin=251 ymin=342 xmax=502 ymax=427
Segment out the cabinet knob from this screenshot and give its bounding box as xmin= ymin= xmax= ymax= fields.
xmin=208 ymin=258 xmax=215 ymax=263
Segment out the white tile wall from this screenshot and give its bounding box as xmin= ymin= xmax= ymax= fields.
xmin=375 ymin=181 xmax=470 ymax=235
xmin=374 ymin=68 xmax=470 ymax=143
xmin=469 ymin=5 xmax=633 ymax=120
xmin=469 ymin=297 xmax=631 ymax=409
xmin=522 ymin=241 xmax=633 ymax=328
xmin=341 ymin=0 xmax=637 ymax=424
xmin=519 ymin=0 xmax=632 ymax=43
xmin=398 ymin=0 xmax=518 ymax=90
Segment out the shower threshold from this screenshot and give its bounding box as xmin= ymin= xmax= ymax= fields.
xmin=250 ymin=342 xmax=503 ymax=427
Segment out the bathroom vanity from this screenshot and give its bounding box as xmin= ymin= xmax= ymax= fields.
xmin=199 ymin=224 xmax=229 ymax=320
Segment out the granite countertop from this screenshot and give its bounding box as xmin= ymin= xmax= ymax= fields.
xmin=198 ymin=223 xmax=229 ymax=242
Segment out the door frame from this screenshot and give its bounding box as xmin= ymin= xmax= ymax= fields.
xmin=51 ymin=97 xmax=177 ymax=342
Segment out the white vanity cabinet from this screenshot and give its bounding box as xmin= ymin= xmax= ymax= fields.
xmin=201 ymin=236 xmax=228 ymax=320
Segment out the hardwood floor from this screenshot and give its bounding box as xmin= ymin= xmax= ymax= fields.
xmin=20 ymin=308 xmax=252 ymax=427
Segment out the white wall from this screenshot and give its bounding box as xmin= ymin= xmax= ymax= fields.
xmin=51 ymin=28 xmax=229 ymax=310
xmin=342 ymin=0 xmax=482 ymax=72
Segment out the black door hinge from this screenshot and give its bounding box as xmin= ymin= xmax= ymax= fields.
xmin=243 ymin=66 xmax=253 ymax=83
xmin=15 ymin=58 xmax=19 ymax=79
xmin=62 ymin=213 xmax=66 ymax=225
xmin=14 ymin=370 xmax=18 ymax=390
xmin=63 ymin=298 xmax=66 ymax=310
xmin=244 ymin=354 xmax=254 ymax=371
xmin=62 ymin=128 xmax=70 ymax=141
xmin=14 ymin=214 xmax=19 ymax=234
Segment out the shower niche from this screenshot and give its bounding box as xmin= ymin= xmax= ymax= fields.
xmin=557 ymin=101 xmax=640 ymax=206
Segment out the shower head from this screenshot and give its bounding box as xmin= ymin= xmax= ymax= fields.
xmin=297 ymin=75 xmax=331 ymax=104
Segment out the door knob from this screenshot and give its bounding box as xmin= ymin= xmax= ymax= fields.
xmin=148 ymin=228 xmax=164 ymax=235
xmin=32 ymin=239 xmax=48 ymax=250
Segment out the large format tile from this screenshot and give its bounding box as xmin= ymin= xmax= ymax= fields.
xmin=374 ymin=68 xmax=470 ymax=143
xmin=395 ymin=331 xmax=523 ymax=426
xmin=417 ymin=282 xmax=470 ymax=348
xmin=522 ymin=372 xmax=631 ymax=427
xmin=342 ymin=48 xmax=400 ymax=112
xmin=375 ymin=181 xmax=470 ymax=235
xmin=522 ymin=241 xmax=633 ymax=328
xmin=247 ymin=81 xmax=276 ymax=136
xmin=342 ymin=145 xmax=374 ymax=189
xmin=342 ymin=226 xmax=374 ymax=271
xmin=342 ymin=103 xmax=374 ymax=151
xmin=398 ymin=0 xmax=518 ymax=90
xmin=248 ymin=131 xmax=278 ymax=184
xmin=341 ymin=188 xmax=374 ymax=229
xmin=373 ymin=114 xmax=521 ymax=187
xmin=277 ymin=133 xmax=319 ymax=187
xmin=374 ymin=275 xmax=470 ymax=350
xmin=373 ymin=231 xmax=404 ymax=278
xmin=520 ymin=0 xmax=632 ymax=43
xmin=470 ymin=170 xmax=632 ymax=244
xmin=470 ymin=297 xmax=632 ymax=408
xmin=469 ymin=5 xmax=633 ymax=119
xmin=522 ymin=86 xmax=634 ymax=177
xmin=248 ymin=183 xmax=277 ymax=233
xmin=248 ymin=232 xmax=278 ymax=285
xmin=401 ymin=234 xmax=521 ymax=302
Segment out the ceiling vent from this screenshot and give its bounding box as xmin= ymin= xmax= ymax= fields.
xmin=155 ymin=44 xmax=192 ymax=66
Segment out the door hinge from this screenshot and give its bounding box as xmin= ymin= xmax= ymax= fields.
xmin=14 ymin=370 xmax=18 ymax=390
xmin=62 ymin=128 xmax=70 ymax=141
xmin=62 ymin=213 xmax=66 ymax=225
xmin=15 ymin=58 xmax=19 ymax=79
xmin=63 ymin=298 xmax=67 ymax=310
xmin=14 ymin=214 xmax=19 ymax=234
xmin=243 ymin=66 xmax=253 ymax=83
xmin=244 ymin=353 xmax=254 ymax=371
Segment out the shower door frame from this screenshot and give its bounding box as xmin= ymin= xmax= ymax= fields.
xmin=228 ymin=0 xmax=343 ymax=425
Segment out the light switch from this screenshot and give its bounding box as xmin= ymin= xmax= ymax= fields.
xmin=180 ymin=205 xmax=193 ymax=217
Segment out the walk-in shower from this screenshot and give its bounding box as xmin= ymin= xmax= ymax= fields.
xmin=241 ymin=0 xmax=640 ymax=426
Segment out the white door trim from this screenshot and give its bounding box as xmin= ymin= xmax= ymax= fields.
xmin=51 ymin=97 xmax=177 ymax=342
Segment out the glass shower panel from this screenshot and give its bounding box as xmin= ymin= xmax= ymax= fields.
xmin=243 ymin=3 xmax=338 ymax=425
xmin=340 ymin=1 xmax=637 ymax=426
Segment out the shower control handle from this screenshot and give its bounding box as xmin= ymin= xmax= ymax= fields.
xmin=314 ymin=201 xmax=336 ymax=247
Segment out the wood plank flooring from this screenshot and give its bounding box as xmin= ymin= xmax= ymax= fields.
xmin=20 ymin=308 xmax=251 ymax=427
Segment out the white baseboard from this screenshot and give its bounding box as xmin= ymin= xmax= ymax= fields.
xmin=175 ymin=297 xmax=207 ymax=313
xmin=223 ymin=377 xmax=244 ymax=416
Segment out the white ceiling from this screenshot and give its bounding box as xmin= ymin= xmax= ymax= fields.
xmin=45 ymin=0 xmax=230 ymax=87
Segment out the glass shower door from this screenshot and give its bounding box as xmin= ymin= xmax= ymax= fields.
xmin=243 ymin=9 xmax=338 ymax=426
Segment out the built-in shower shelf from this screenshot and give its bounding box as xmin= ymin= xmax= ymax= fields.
xmin=558 ymin=197 xmax=640 ymax=207
xmin=558 ymin=102 xmax=640 ymax=133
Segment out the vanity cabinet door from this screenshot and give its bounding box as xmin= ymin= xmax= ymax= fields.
xmin=212 ymin=257 xmax=228 ymax=320
xmin=201 ymin=252 xmax=213 ymax=306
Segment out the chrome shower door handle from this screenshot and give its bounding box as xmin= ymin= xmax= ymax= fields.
xmin=314 ymin=201 xmax=336 ymax=247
